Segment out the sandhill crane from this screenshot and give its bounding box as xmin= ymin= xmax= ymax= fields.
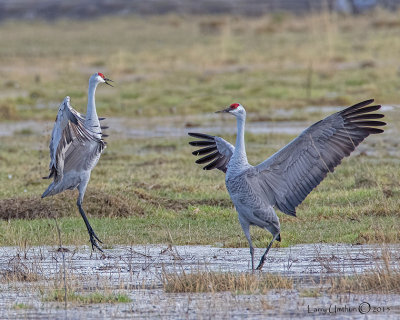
xmin=42 ymin=72 xmax=113 ymax=252
xmin=189 ymin=99 xmax=385 ymax=270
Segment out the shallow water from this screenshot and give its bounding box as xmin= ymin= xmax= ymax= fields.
xmin=0 ymin=116 xmax=309 ymax=138
xmin=1 ymin=244 xmax=399 ymax=319
xmin=1 ymin=104 xmax=396 ymax=140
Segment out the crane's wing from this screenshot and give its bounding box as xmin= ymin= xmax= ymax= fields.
xmin=254 ymin=99 xmax=385 ymax=216
xmin=188 ymin=132 xmax=234 ymax=173
xmin=45 ymin=96 xmax=106 ymax=182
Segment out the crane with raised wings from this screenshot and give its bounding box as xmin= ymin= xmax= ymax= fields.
xmin=189 ymin=99 xmax=385 ymax=270
xmin=42 ymin=72 xmax=113 ymax=252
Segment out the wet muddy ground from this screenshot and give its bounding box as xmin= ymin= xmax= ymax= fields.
xmin=1 ymin=244 xmax=400 ymax=319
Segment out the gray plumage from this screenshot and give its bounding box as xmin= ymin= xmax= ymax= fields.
xmin=189 ymin=99 xmax=385 ymax=270
xmin=42 ymin=73 xmax=113 ymax=252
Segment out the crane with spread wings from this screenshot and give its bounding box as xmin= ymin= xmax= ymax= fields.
xmin=189 ymin=100 xmax=385 ymax=270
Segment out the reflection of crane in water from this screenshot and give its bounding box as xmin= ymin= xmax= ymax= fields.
xmin=189 ymin=100 xmax=385 ymax=270
xmin=42 ymin=73 xmax=113 ymax=252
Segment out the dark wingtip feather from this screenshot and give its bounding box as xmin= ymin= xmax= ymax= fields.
xmin=203 ymin=156 xmax=225 ymax=170
xmin=344 ymin=105 xmax=382 ymax=117
xmin=196 ymin=151 xmax=220 ymax=164
xmin=188 ymin=132 xmax=214 ymax=140
xmin=341 ymin=99 xmax=375 ymax=116
xmin=192 ymin=146 xmax=218 ymax=156
xmin=347 ymin=113 xmax=384 ymax=121
xmin=363 ymin=128 xmax=385 ymax=134
xmin=352 ymin=121 xmax=386 ymax=127
xmin=189 ymin=140 xmax=215 ymax=146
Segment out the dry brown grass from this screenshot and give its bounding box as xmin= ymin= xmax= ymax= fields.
xmin=0 ymin=191 xmax=135 ymax=220
xmin=0 ymin=254 xmax=41 ymax=282
xmin=328 ymin=250 xmax=400 ymax=294
xmin=162 ymin=270 xmax=293 ymax=293
xmin=0 ymin=189 xmax=233 ymax=220
xmin=356 ymin=229 xmax=400 ymax=244
xmin=0 ymin=103 xmax=19 ymax=120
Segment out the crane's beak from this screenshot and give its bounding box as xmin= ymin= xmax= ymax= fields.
xmin=215 ymin=107 xmax=231 ymax=113
xmin=104 ymin=78 xmax=114 ymax=87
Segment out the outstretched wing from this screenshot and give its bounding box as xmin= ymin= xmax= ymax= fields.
xmin=255 ymin=99 xmax=385 ymax=216
xmin=45 ymin=96 xmax=106 ymax=182
xmin=188 ymin=132 xmax=234 ymax=173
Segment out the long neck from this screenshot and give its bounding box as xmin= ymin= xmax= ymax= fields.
xmin=85 ymin=81 xmax=101 ymax=134
xmin=232 ymin=116 xmax=249 ymax=167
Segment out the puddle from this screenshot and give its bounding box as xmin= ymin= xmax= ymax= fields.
xmin=1 ymin=244 xmax=400 ymax=319
xmin=107 ymin=118 xmax=310 ymax=138
xmin=0 ymin=116 xmax=308 ymax=139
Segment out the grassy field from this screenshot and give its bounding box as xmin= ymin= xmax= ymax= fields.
xmin=0 ymin=11 xmax=399 ymax=249
xmin=0 ymin=11 xmax=400 ymax=120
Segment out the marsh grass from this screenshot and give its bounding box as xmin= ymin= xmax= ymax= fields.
xmin=12 ymin=303 xmax=33 ymax=310
xmin=41 ymin=289 xmax=131 ymax=304
xmin=300 ymin=289 xmax=322 ymax=298
xmin=0 ymin=253 xmax=42 ymax=282
xmin=162 ymin=270 xmax=293 ymax=293
xmin=327 ymin=250 xmax=400 ymax=294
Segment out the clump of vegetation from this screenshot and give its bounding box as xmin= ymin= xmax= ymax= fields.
xmin=328 ymin=251 xmax=400 ymax=294
xmin=42 ymin=289 xmax=131 ymax=304
xmin=300 ymin=289 xmax=322 ymax=297
xmin=0 ymin=255 xmax=41 ymax=282
xmin=12 ymin=303 xmax=33 ymax=310
xmin=162 ymin=270 xmax=293 ymax=293
xmin=0 ymin=103 xmax=19 ymax=120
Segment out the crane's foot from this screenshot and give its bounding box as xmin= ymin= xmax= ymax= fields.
xmin=88 ymin=227 xmax=103 ymax=252
xmin=255 ymin=233 xmax=279 ymax=270
xmin=255 ymin=260 xmax=265 ymax=271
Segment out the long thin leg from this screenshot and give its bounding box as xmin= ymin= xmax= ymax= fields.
xmin=250 ymin=245 xmax=255 ymax=271
xmin=256 ymin=233 xmax=280 ymax=271
xmin=77 ymin=181 xmax=103 ymax=252
xmin=77 ymin=200 xmax=103 ymax=252
xmin=240 ymin=220 xmax=255 ymax=270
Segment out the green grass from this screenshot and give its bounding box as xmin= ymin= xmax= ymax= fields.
xmin=0 ymin=12 xmax=400 ymax=121
xmin=0 ymin=128 xmax=398 ymax=248
xmin=12 ymin=303 xmax=33 ymax=310
xmin=162 ymin=271 xmax=293 ymax=293
xmin=42 ymin=289 xmax=131 ymax=304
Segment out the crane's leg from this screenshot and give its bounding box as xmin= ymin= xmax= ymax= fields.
xmin=256 ymin=233 xmax=280 ymax=271
xmin=240 ymin=220 xmax=255 ymax=270
xmin=77 ymin=183 xmax=103 ymax=252
xmin=250 ymin=245 xmax=255 ymax=271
